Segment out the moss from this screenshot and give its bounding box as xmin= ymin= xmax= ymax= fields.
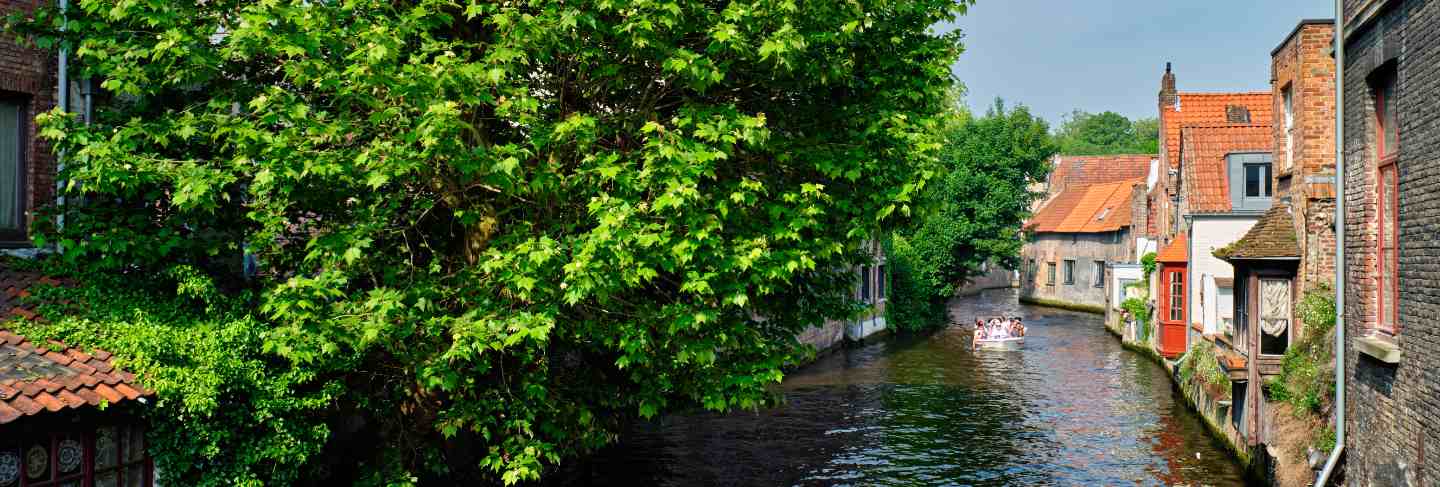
xmin=1017 ymin=296 xmax=1105 ymax=314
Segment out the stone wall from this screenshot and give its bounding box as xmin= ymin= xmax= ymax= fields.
xmin=1272 ymin=20 xmax=1339 ymax=294
xmin=0 ymin=0 xmax=58 ymax=246
xmin=956 ymin=262 xmax=1014 ymax=296
xmin=1020 ymin=230 xmax=1131 ymax=309
xmin=1341 ymin=1 xmax=1440 ymax=485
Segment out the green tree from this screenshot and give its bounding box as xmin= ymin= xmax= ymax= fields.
xmin=1054 ymin=110 xmax=1157 ymax=155
xmin=11 ymin=0 xmax=972 ymax=484
xmin=886 ymin=99 xmax=1056 ymax=330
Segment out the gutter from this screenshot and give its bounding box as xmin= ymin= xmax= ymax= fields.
xmin=1315 ymin=6 xmax=1346 ymax=486
xmin=55 ymin=0 xmax=68 ymax=232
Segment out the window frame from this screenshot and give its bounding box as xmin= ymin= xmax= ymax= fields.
xmin=1258 ymin=277 xmax=1293 ymax=357
xmin=0 ymin=96 xmax=28 ymax=244
xmin=1168 ymin=270 xmax=1184 ymax=322
xmin=1282 ymin=84 xmax=1294 ymax=172
xmin=1046 ymin=262 xmax=1056 ymax=287
xmin=1374 ymin=69 xmax=1400 ymax=335
xmin=876 ymin=264 xmax=886 ymax=302
xmin=1243 ymin=162 xmax=1272 ymax=198
xmin=1093 ymin=260 xmax=1105 ymax=288
xmin=1062 ymin=259 xmax=1075 ymax=285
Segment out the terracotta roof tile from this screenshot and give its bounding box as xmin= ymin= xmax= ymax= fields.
xmin=1157 ymin=234 xmax=1188 ymax=263
xmin=1047 ymin=154 xmax=1154 ymax=197
xmin=1028 ymin=179 xmax=1144 ymax=234
xmin=1180 ymin=124 xmax=1273 ymax=213
xmin=1215 ymin=204 xmax=1300 ymax=260
xmin=1163 ymin=92 xmax=1274 ymax=170
xmin=0 ymin=267 xmax=151 ymax=424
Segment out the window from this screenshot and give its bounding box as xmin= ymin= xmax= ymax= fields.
xmin=1169 ymin=271 xmax=1184 ymax=322
xmin=1244 ymin=163 xmax=1272 ymax=198
xmin=1260 ymin=278 xmax=1292 ymax=356
xmin=1282 ymin=85 xmax=1294 ymax=172
xmin=859 ymin=266 xmax=871 ymax=303
xmin=1063 ymin=260 xmax=1075 ymax=285
xmin=876 ymin=264 xmax=886 ymax=301
xmin=1028 ymin=259 xmax=1036 ymax=282
xmin=1046 ymin=262 xmax=1056 ymax=287
xmin=0 ymin=99 xmax=25 ymax=241
xmin=0 ymin=424 xmax=152 ymax=487
xmin=1375 ymin=69 xmax=1400 ymax=334
xmin=1093 ymin=260 xmax=1105 ymax=287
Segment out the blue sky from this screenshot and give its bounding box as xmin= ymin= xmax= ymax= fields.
xmin=946 ymin=1 xmax=1333 ymax=127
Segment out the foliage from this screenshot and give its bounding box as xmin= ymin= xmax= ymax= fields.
xmin=10 ymin=0 xmax=972 ymax=484
xmin=1053 ymin=110 xmax=1159 ymax=156
xmin=882 ymin=236 xmax=948 ymax=332
xmin=1140 ymin=252 xmax=1157 ymax=280
xmin=1178 ymin=341 xmax=1230 ymax=400
xmin=883 ymin=98 xmax=1056 ymax=330
xmin=1268 ymin=284 xmax=1337 ymax=417
xmin=1122 ymin=295 xmax=1150 ymax=342
xmin=10 ymin=267 xmax=335 ymax=487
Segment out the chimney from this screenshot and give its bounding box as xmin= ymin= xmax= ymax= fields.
xmin=1225 ymin=105 xmax=1252 ymax=124
xmin=1158 ymin=62 xmax=1177 ymax=109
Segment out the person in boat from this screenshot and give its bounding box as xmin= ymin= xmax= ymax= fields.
xmin=1011 ymin=317 xmax=1025 ymax=337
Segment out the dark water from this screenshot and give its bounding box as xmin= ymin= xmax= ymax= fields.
xmin=581 ymin=289 xmax=1248 ymax=486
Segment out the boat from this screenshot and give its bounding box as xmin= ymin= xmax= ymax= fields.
xmin=972 ymin=316 xmax=1025 ymax=350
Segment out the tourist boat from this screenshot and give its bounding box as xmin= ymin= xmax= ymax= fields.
xmin=972 ymin=316 xmax=1025 ymax=350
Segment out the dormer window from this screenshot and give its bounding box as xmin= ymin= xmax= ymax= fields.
xmin=1228 ymin=152 xmax=1273 ymax=212
xmin=1244 ymin=163 xmax=1272 ymax=198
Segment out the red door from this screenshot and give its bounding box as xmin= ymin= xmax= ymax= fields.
xmin=1159 ymin=265 xmax=1187 ymax=358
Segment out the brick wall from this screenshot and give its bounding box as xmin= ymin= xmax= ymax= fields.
xmin=0 ymin=0 xmax=57 ymax=245
xmin=1272 ymin=21 xmax=1340 ymax=295
xmin=1341 ymin=1 xmax=1440 ymax=486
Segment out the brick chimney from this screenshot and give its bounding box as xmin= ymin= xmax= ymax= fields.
xmin=1158 ymin=62 xmax=1177 ymax=110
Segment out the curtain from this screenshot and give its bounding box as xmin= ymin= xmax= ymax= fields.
xmin=0 ymin=101 xmax=19 ymax=232
xmin=1260 ymin=278 xmax=1290 ymax=337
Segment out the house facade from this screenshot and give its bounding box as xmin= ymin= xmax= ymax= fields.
xmin=1021 ymin=178 xmax=1145 ymax=310
xmin=1339 ymin=1 xmax=1440 ymax=485
xmin=797 ymin=241 xmax=888 ymax=352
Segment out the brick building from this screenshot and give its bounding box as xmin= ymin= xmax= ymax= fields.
xmin=1021 ymin=178 xmax=1145 ymax=310
xmin=1210 ymin=19 xmax=1337 ymax=451
xmin=0 ymin=0 xmax=58 ymax=249
xmin=1339 ymin=1 xmax=1440 ymax=485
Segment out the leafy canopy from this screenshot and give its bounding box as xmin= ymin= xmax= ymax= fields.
xmin=1053 ymin=109 xmax=1159 ymax=156
xmin=885 ymin=99 xmax=1055 ymax=331
xmin=12 ymin=0 xmax=972 ymax=484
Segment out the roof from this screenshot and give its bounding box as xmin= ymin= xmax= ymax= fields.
xmin=0 ymin=269 xmax=149 ymax=425
xmin=1181 ymin=124 xmax=1273 ymax=214
xmin=1164 ymin=92 xmax=1273 ymax=170
xmin=1214 ymin=204 xmax=1300 ymax=260
xmin=1028 ymin=179 xmax=1143 ymax=234
xmin=1047 ymin=154 xmax=1154 ymax=196
xmin=1156 ymin=234 xmax=1188 ymax=263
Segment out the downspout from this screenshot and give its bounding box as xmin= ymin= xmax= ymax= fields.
xmin=54 ymin=0 xmax=69 ymax=232
xmin=1316 ymin=6 xmax=1346 ymax=486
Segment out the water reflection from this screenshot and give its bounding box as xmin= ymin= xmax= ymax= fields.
xmin=580 ymin=289 xmax=1247 ymax=486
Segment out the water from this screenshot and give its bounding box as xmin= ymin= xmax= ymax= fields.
xmin=580 ymin=289 xmax=1248 ymax=486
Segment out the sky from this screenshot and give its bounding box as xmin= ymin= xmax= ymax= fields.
xmin=946 ymin=1 xmax=1334 ymax=127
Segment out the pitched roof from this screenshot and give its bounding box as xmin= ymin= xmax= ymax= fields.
xmin=1156 ymin=233 xmax=1188 ymax=263
xmin=1028 ymin=179 xmax=1143 ymax=234
xmin=1181 ymin=124 xmax=1273 ymax=214
xmin=1048 ymin=154 xmax=1154 ymax=196
xmin=1164 ymin=92 xmax=1273 ymax=170
xmin=0 ymin=269 xmax=149 ymax=425
xmin=1214 ymin=204 xmax=1300 ymax=260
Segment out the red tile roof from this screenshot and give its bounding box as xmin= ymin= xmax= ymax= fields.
xmin=1047 ymin=154 xmax=1154 ymax=197
xmin=1156 ymin=233 xmax=1188 ymax=263
xmin=1028 ymin=179 xmax=1143 ymax=234
xmin=1181 ymin=124 xmax=1273 ymax=214
xmin=0 ymin=269 xmax=149 ymax=425
xmin=1163 ymin=92 xmax=1273 ymax=170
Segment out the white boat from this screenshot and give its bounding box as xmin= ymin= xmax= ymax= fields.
xmin=972 ymin=317 xmax=1025 ymax=350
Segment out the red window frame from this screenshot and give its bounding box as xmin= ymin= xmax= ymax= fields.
xmin=1374 ymin=72 xmax=1400 ymax=335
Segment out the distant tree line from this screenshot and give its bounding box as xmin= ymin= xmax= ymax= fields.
xmin=1053 ymin=110 xmax=1159 ymax=156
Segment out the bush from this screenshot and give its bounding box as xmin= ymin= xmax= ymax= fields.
xmin=883 ymin=237 xmax=949 ymax=332
xmin=1140 ymin=252 xmax=1157 ymax=280
xmin=1268 ymin=284 xmax=1336 ymax=417
xmin=1179 ymin=341 xmax=1230 ymax=399
xmin=1122 ymin=295 xmax=1150 ymax=341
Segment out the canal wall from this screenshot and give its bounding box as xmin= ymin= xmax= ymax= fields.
xmin=955 ymin=264 xmax=1015 ymax=296
xmin=1104 ymin=313 xmax=1288 ymax=486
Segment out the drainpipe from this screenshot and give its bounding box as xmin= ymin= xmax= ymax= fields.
xmin=1315 ymin=6 xmax=1346 ymax=486
xmin=54 ymin=0 xmax=69 ymax=232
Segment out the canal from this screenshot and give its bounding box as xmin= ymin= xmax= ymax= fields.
xmin=580 ymin=289 xmax=1248 ymax=486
